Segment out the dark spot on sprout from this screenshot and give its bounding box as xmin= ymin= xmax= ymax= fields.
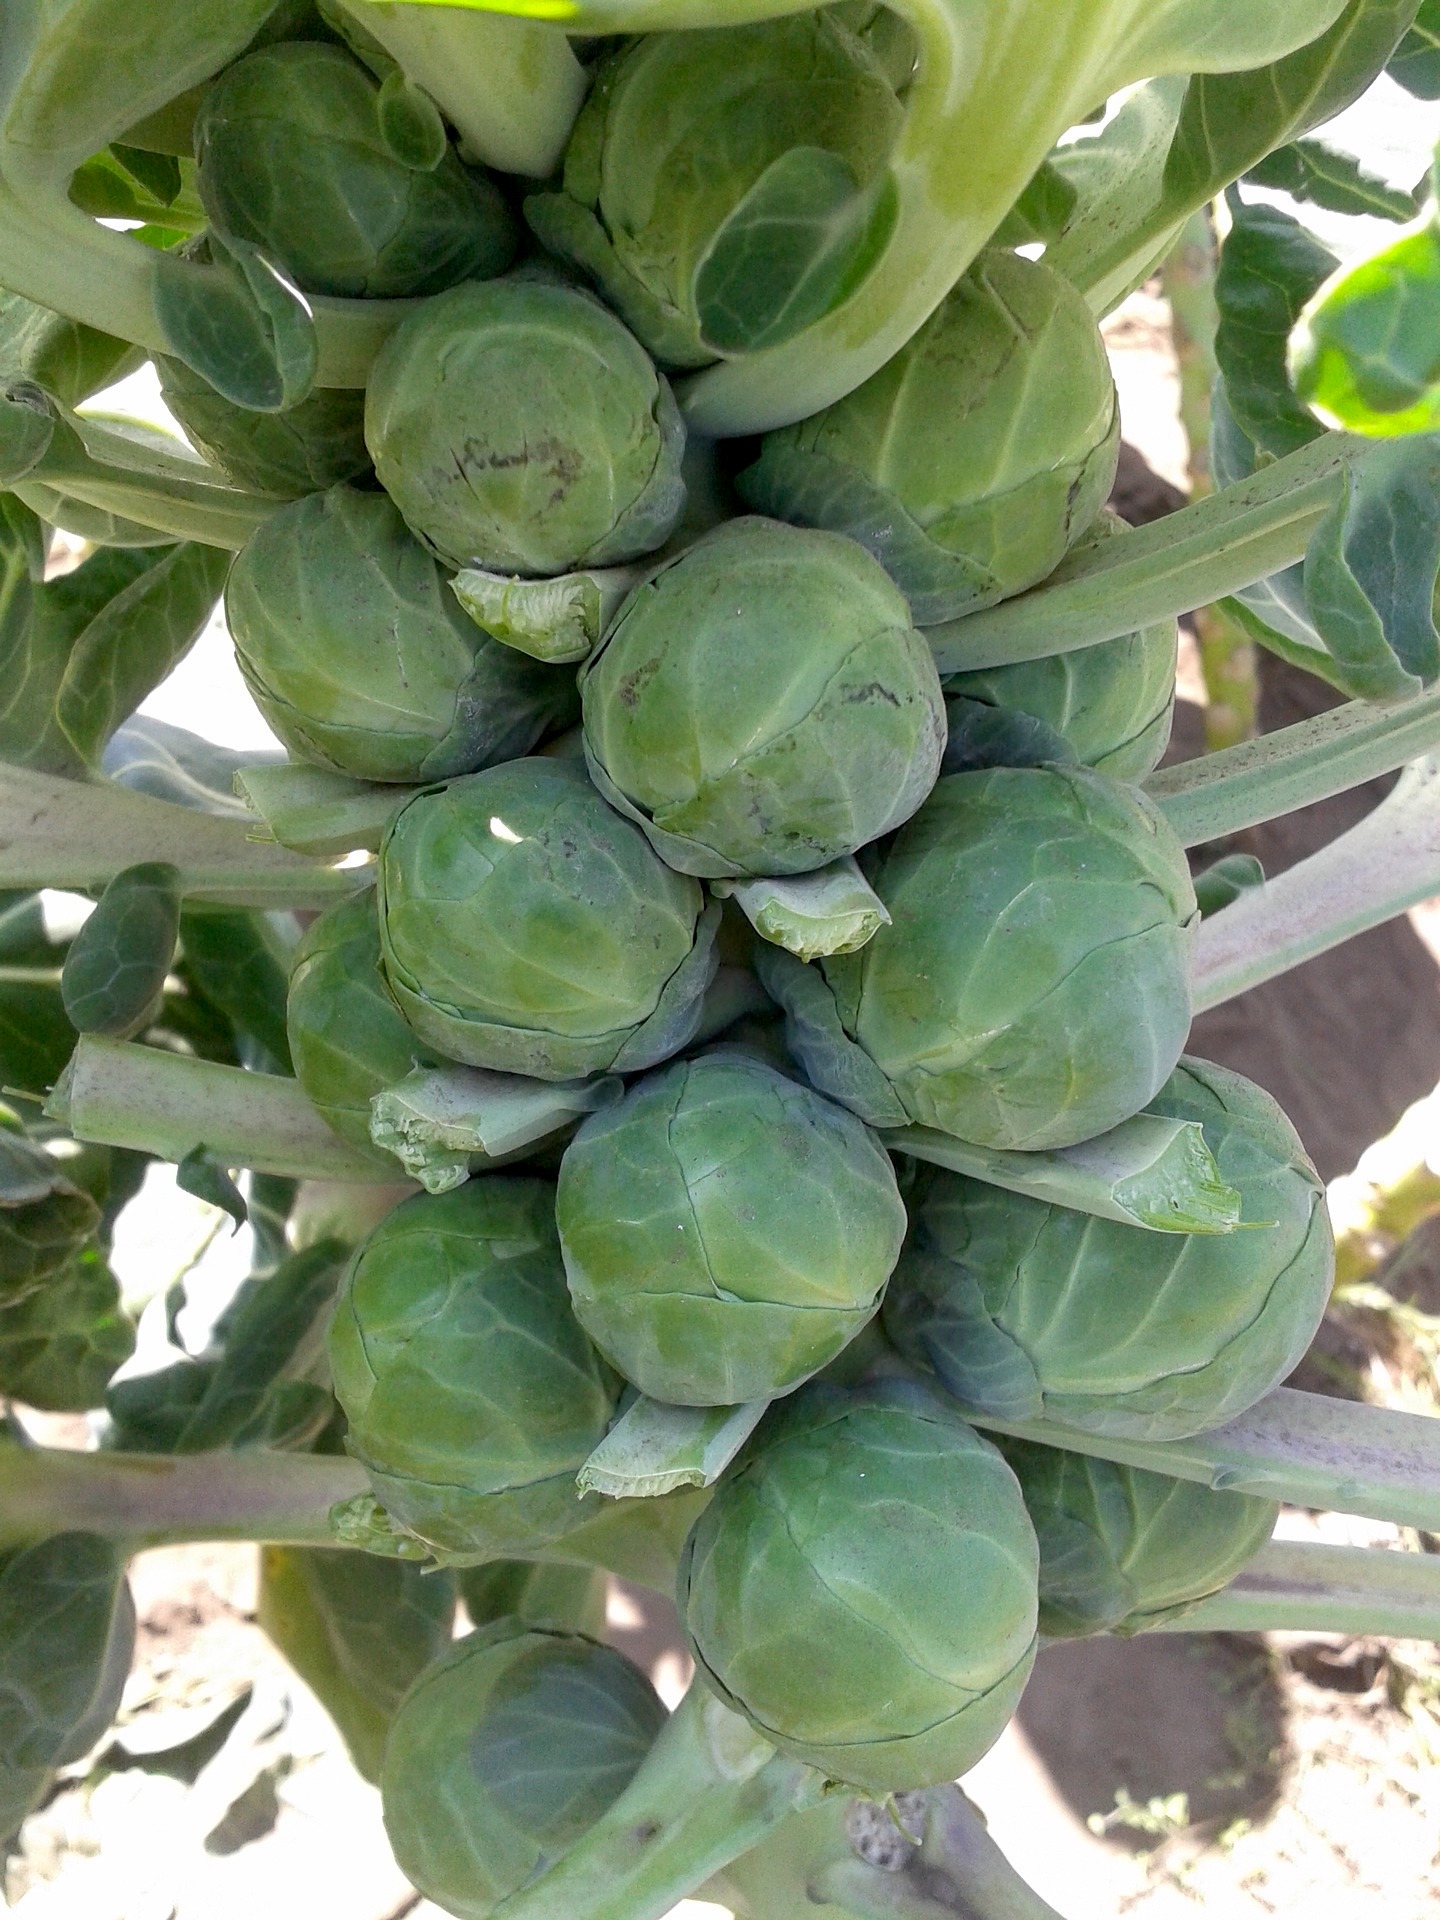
xmin=631 ymin=1819 xmax=662 ymax=1845
xmin=842 ymin=681 xmax=902 ymax=708
xmin=615 ymin=656 xmax=662 ymax=710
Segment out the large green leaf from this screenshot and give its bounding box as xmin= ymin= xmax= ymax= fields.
xmin=60 ymin=862 xmax=181 ymax=1040
xmin=0 ymin=1533 xmax=134 ymax=1769
xmin=1215 ymin=199 xmax=1337 ymax=459
xmin=177 ymin=908 xmax=295 ymax=1073
xmin=0 ymin=1246 xmax=134 ymax=1410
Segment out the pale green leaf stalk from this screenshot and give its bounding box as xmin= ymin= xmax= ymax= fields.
xmin=711 ymin=859 xmax=891 ymax=961
xmin=578 ymin=1396 xmax=771 ymax=1499
xmin=369 ymin=1063 xmax=624 ymax=1191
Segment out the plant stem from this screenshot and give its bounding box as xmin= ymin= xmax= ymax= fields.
xmin=0 ymin=1445 xmax=367 ymax=1552
xmin=1190 ymin=755 xmax=1440 ymax=1010
xmin=1146 ymin=684 xmax=1440 ymax=846
xmin=0 ymin=762 xmax=361 ymax=907
xmin=959 ymin=1385 xmax=1440 ymax=1532
xmin=811 ymin=1788 xmax=1068 ymax=1920
xmin=927 ymin=434 xmax=1357 ymax=673
xmin=52 ymin=1036 xmax=395 ymax=1184
xmin=1153 ymin=1539 xmax=1440 ymax=1638
xmin=491 ymin=1684 xmax=825 ymax=1920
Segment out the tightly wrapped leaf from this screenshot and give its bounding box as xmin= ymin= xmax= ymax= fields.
xmin=738 ymin=251 xmax=1119 ymax=622
xmin=287 ymin=889 xmax=436 ymax=1160
xmin=883 ymin=1058 xmax=1334 ymax=1440
xmin=377 ymin=760 xmax=719 ymax=1081
xmin=227 ymin=487 xmax=579 ymax=784
xmin=679 ymin=1379 xmax=1038 ymax=1791
xmin=581 ymin=518 xmax=945 ymax=878
xmin=365 ymin=277 xmax=687 ymax=576
xmin=995 ymin=1439 xmax=1279 ymax=1638
xmin=156 ymin=355 xmax=370 ymax=498
xmin=328 ymin=1180 xmax=621 ymax=1559
xmin=194 ymin=40 xmax=515 ymax=299
xmin=557 ymin=1053 xmax=906 ymax=1405
xmin=758 ymin=765 xmax=1196 ymax=1150
xmin=382 ymin=1621 xmax=666 ymax=1920
xmin=525 ymin=10 xmax=906 ymax=369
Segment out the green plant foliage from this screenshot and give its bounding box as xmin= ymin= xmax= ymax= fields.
xmin=884 ymin=1057 xmax=1334 ymax=1440
xmin=456 ymin=1561 xmax=608 ymax=1639
xmin=328 ymin=1180 xmax=621 ymax=1559
xmin=0 ymin=1245 xmax=133 ymax=1410
xmin=377 ymin=759 xmax=718 ymax=1081
xmin=680 ymin=1380 xmax=1038 ymax=1791
xmin=525 ymin=10 xmax=905 ymax=369
xmin=60 ymin=861 xmax=181 ymax=1040
xmin=155 ymin=354 xmax=370 ymax=498
xmin=0 ymin=1127 xmax=101 ymax=1307
xmin=226 ymin=486 xmax=579 ymax=784
xmin=557 ymin=1053 xmax=905 ymax=1406
xmin=258 ymin=1545 xmax=456 ymax=1782
xmin=177 ymin=907 xmax=294 ymax=1072
xmin=994 ymin=1439 xmax=1279 ymax=1638
xmin=739 ymin=251 xmax=1119 ymax=622
xmin=758 ymin=767 xmax=1196 ymax=1150
xmin=0 ymin=892 xmax=80 ymax=1098
xmin=287 ymin=889 xmax=436 ymax=1159
xmin=581 ymin=518 xmax=945 ymax=878
xmin=0 ymin=1532 xmax=134 ymax=1768
xmin=194 ymin=41 xmax=515 ymax=300
xmin=382 ymin=1621 xmax=666 ymax=1919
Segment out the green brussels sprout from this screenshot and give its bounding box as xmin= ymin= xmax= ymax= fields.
xmin=679 ymin=1380 xmax=1037 ymax=1791
xmin=287 ymin=889 xmax=437 ymax=1160
xmin=738 ymin=251 xmax=1120 ymax=622
xmin=943 ymin=620 xmax=1178 ymax=781
xmin=226 ymin=487 xmax=579 ymax=784
xmin=581 ymin=519 xmax=946 ymax=879
xmin=377 ymin=759 xmax=719 ymax=1081
xmin=382 ymin=1620 xmax=665 ymax=1920
xmin=883 ymin=1057 xmax=1335 ymax=1440
xmin=758 ymin=765 xmax=1196 ymax=1149
xmin=328 ymin=1180 xmax=620 ymax=1559
xmin=155 ymin=355 xmax=370 ymax=499
xmin=993 ymin=1439 xmax=1278 ymax=1639
xmin=365 ymin=278 xmax=687 ymax=576
xmin=194 ymin=41 xmax=516 ymax=299
xmin=556 ymin=1053 xmax=906 ymax=1406
xmin=524 ymin=11 xmax=905 ymax=371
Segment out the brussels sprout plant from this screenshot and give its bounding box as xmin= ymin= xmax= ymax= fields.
xmin=7 ymin=4 xmax=1440 ymax=1917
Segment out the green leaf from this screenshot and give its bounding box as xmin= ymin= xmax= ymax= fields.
xmin=1389 ymin=0 xmax=1440 ymax=95
xmin=108 ymin=145 xmax=181 ymax=207
xmin=0 ymin=1245 xmax=135 ymax=1411
xmin=258 ymin=1546 xmax=454 ymax=1784
xmin=0 ymin=1533 xmax=134 ymax=1769
xmin=578 ymin=1396 xmax=770 ymax=1500
xmin=103 ymin=717 xmax=277 ymax=820
xmin=376 ymin=71 xmax=448 ymax=171
xmin=0 ymin=892 xmax=79 ymax=1098
xmin=1291 ymin=214 xmax=1440 ymax=434
xmin=0 ymin=290 xmax=140 ymax=410
xmin=1244 ymin=138 xmax=1422 ymax=221
xmin=695 ymin=150 xmax=897 ymax=356
xmin=0 ymin=383 xmax=56 ymax=487
xmin=175 ymin=1146 xmax=247 ymax=1233
xmin=0 ymin=1129 xmax=100 ymax=1306
xmin=1194 ymin=853 xmax=1266 ymax=916
xmin=990 ymin=158 xmax=1079 ymax=248
xmin=153 ymin=235 xmax=317 ymax=413
xmin=60 ymin=862 xmax=181 ymax=1040
xmin=1215 ymin=198 xmax=1337 ymax=459
xmin=1301 ymin=435 xmax=1440 ymax=696
xmin=178 ymin=908 xmax=294 ymax=1074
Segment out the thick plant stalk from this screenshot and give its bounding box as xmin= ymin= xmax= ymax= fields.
xmin=927 ymin=433 xmax=1357 ymax=672
xmin=811 ymin=1788 xmax=1068 ymax=1920
xmin=1190 ymin=755 xmax=1440 ymax=1008
xmin=1161 ymin=205 xmax=1259 ymax=751
xmin=1154 ymin=1539 xmax=1440 ymax=1638
xmin=490 ymin=1683 xmax=825 ymax=1920
xmin=52 ymin=1036 xmax=394 ymax=1183
xmin=961 ymin=1384 xmax=1440 ymax=1532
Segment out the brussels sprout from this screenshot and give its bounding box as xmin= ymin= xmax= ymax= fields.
xmin=365 ymin=278 xmax=687 ymax=576
xmin=155 ymin=355 xmax=370 ymax=498
xmin=883 ymin=1057 xmax=1334 ymax=1441
xmin=194 ymin=41 xmax=516 ymax=299
xmin=557 ymin=1053 xmax=905 ymax=1405
xmin=524 ymin=11 xmax=905 ymax=370
xmin=327 ymin=1180 xmax=620 ymax=1559
xmin=226 ymin=487 xmax=579 ymax=784
xmin=287 ymin=889 xmax=436 ymax=1159
xmin=760 ymin=765 xmax=1195 ymax=1149
xmin=993 ymin=1439 xmax=1278 ymax=1639
xmin=738 ymin=251 xmax=1120 ymax=622
xmin=377 ymin=759 xmax=719 ymax=1081
xmin=581 ymin=519 xmax=946 ymax=879
xmin=679 ymin=1380 xmax=1037 ymax=1792
xmin=943 ymin=620 xmax=1178 ymax=781
xmin=382 ymin=1620 xmax=666 ymax=1920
